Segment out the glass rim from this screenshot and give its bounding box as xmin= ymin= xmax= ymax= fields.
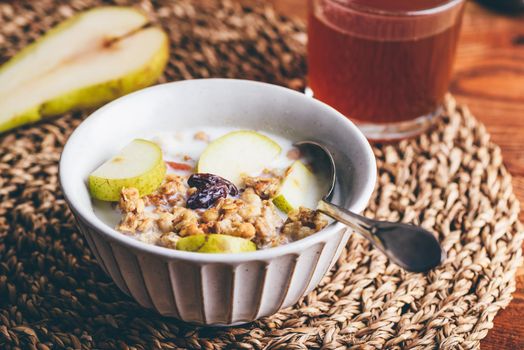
xmin=327 ymin=0 xmax=466 ymax=17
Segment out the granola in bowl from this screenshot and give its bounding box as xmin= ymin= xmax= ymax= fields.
xmin=90 ymin=128 xmax=329 ymax=253
xmin=61 ymin=78 xmax=377 ymax=324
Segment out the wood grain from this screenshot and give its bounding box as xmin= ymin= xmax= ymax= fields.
xmin=256 ymin=1 xmax=524 ymax=348
xmin=453 ymin=4 xmax=524 ymax=349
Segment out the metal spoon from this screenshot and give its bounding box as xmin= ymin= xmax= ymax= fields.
xmin=294 ymin=141 xmax=445 ymax=273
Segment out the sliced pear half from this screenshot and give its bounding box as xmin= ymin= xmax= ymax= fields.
xmin=0 ymin=7 xmax=169 ymax=133
xmin=273 ymin=160 xmax=321 ymax=213
xmin=176 ymin=234 xmax=257 ymax=253
xmin=88 ymin=139 xmax=166 ymax=201
xmin=197 ymin=130 xmax=281 ymax=186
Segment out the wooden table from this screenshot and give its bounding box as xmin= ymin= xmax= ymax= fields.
xmin=261 ymin=1 xmax=524 ymax=348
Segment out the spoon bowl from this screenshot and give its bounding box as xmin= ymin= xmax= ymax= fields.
xmin=295 ymin=140 xmax=445 ymax=273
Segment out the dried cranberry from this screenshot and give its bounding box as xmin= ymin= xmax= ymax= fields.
xmin=188 ymin=173 xmax=238 ymax=195
xmin=187 ymin=184 xmax=228 ymax=209
xmin=186 ymin=173 xmax=239 ymax=209
xmin=166 ymin=161 xmax=193 ymax=171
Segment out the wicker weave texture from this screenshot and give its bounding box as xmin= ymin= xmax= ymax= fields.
xmin=0 ymin=1 xmax=522 ymax=349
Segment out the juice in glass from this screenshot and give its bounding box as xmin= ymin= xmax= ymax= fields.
xmin=308 ymin=0 xmax=465 ymax=140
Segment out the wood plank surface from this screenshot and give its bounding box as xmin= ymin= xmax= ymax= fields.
xmin=259 ymin=1 xmax=524 ymax=348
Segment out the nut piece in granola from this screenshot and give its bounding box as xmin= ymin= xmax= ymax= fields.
xmin=158 ymin=232 xmax=180 ymax=249
xmin=281 ymin=207 xmax=328 ymax=240
xmin=117 ymin=187 xmax=152 ymax=234
xmin=208 ymin=188 xmax=283 ymax=245
xmin=145 ymin=174 xmax=188 ymax=207
xmin=119 ymin=187 xmax=145 ymax=213
xmin=243 ymin=175 xmax=281 ymax=199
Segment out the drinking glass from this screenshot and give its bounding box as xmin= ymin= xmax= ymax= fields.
xmin=308 ymin=0 xmax=466 ymax=140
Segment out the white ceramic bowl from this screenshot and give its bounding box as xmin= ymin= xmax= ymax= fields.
xmin=59 ymin=79 xmax=376 ymax=325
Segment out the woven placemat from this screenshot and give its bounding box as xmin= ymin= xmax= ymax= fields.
xmin=0 ymin=1 xmax=523 ymax=349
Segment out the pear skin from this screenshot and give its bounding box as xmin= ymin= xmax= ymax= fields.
xmin=0 ymin=7 xmax=169 ymax=133
xmin=88 ymin=139 xmax=166 ymax=201
xmin=177 ymin=234 xmax=257 ymax=253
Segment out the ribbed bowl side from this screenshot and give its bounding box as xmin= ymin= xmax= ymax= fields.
xmin=302 ymin=228 xmax=351 ymax=297
xmin=75 ymin=215 xmax=349 ymax=325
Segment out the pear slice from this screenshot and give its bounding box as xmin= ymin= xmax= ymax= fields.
xmin=0 ymin=7 xmax=169 ymax=133
xmin=197 ymin=130 xmax=281 ymax=186
xmin=88 ymin=139 xmax=166 ymax=201
xmin=273 ymin=161 xmax=321 ymax=213
xmin=176 ymin=234 xmax=257 ymax=253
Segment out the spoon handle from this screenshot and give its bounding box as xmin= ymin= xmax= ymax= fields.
xmin=317 ymin=200 xmax=378 ymax=245
xmin=317 ymin=200 xmax=444 ymax=272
